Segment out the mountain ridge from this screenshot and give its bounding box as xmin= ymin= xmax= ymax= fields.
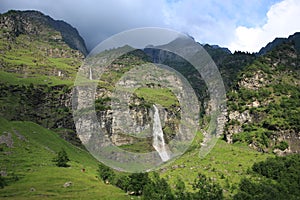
xmin=258 ymin=32 xmax=300 ymax=55
xmin=0 ymin=10 xmax=88 ymax=56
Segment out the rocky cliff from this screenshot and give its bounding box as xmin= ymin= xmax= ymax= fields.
xmin=72 ymin=50 xmax=182 ymax=151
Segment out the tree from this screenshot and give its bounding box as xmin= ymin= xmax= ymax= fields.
xmin=143 ymin=172 xmax=174 ymax=200
xmin=127 ymin=173 xmax=150 ymax=195
xmin=234 ymin=154 xmax=300 ymax=200
xmin=192 ymin=173 xmax=223 ymax=200
xmin=0 ymin=176 xmax=6 ymax=189
xmin=175 ymin=177 xmax=190 ymax=200
xmin=53 ymin=148 xmax=70 ymax=167
xmin=97 ymin=163 xmax=115 ymax=184
xmin=115 ymin=175 xmax=130 ymax=191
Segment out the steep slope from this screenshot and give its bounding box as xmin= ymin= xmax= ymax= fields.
xmin=0 ymin=10 xmax=86 ymax=81
xmin=203 ymin=44 xmax=255 ymax=90
xmin=0 ymin=10 xmax=88 ymax=55
xmin=0 ymin=10 xmax=87 ymax=140
xmin=145 ymin=42 xmax=255 ymax=93
xmin=258 ymin=32 xmax=300 ymax=55
xmin=0 ymin=118 xmax=131 ymax=200
xmin=225 ymin=39 xmax=300 ymax=154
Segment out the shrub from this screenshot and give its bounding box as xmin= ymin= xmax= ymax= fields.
xmin=127 ymin=173 xmax=150 ymax=195
xmin=143 ymin=172 xmax=174 ymax=200
xmin=97 ymin=163 xmax=115 ymax=184
xmin=192 ymin=173 xmax=223 ymax=200
xmin=52 ymin=148 xmax=70 ymax=167
xmin=275 ymin=141 xmax=289 ymax=151
xmin=0 ymin=176 xmax=6 ymax=189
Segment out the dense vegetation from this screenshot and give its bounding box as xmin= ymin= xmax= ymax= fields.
xmin=234 ymin=154 xmax=300 ymax=200
xmin=226 ymin=41 xmax=300 ymax=152
xmin=97 ymin=153 xmax=300 ymax=199
xmin=98 ymin=163 xmax=224 ymax=200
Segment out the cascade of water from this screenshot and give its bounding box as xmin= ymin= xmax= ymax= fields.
xmin=89 ymin=67 xmax=92 ymax=80
xmin=152 ymin=105 xmax=170 ymax=162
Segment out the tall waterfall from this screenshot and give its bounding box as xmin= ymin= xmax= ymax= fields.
xmin=152 ymin=105 xmax=170 ymax=162
xmin=89 ymin=67 xmax=93 ymax=80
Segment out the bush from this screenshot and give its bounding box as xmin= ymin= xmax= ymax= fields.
xmin=191 ymin=173 xmax=223 ymax=200
xmin=234 ymin=178 xmax=285 ymax=200
xmin=127 ymin=173 xmax=150 ymax=195
xmin=235 ymin=154 xmax=300 ymax=199
xmin=143 ymin=172 xmax=174 ymax=200
xmin=174 ymin=178 xmax=191 ymax=200
xmin=97 ymin=163 xmax=115 ymax=184
xmin=115 ymin=175 xmax=130 ymax=191
xmin=0 ymin=176 xmax=6 ymax=189
xmin=274 ymin=141 xmax=289 ymax=151
xmin=52 ymin=148 xmax=70 ymax=167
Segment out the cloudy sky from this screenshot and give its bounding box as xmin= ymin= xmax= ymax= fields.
xmin=1 ymin=0 xmax=299 ymax=52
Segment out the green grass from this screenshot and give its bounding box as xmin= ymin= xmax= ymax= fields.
xmin=135 ymin=87 xmax=179 ymax=108
xmin=119 ymin=138 xmax=154 ymax=153
xmin=0 ymin=33 xmax=82 ymax=87
xmin=0 ymin=118 xmax=133 ymax=200
xmin=159 ymin=134 xmax=273 ymax=199
xmin=0 ymin=71 xmax=74 ymax=86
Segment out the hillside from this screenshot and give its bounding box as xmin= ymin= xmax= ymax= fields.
xmin=0 ymin=118 xmax=131 ymax=200
xmin=258 ymin=32 xmax=300 ymax=55
xmin=0 ymin=10 xmax=88 ymax=143
xmin=0 ymin=10 xmax=86 ymax=83
xmin=225 ymin=39 xmax=300 ymax=154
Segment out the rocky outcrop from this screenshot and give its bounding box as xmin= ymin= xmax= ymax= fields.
xmin=0 ymin=83 xmax=86 ymax=147
xmin=0 ymin=132 xmax=13 ymax=148
xmin=238 ymin=70 xmax=269 ymax=90
xmin=94 ymin=93 xmax=180 ymax=147
xmin=225 ymin=110 xmax=252 ymax=143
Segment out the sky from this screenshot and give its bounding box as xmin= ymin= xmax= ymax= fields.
xmin=0 ymin=0 xmax=299 ymax=53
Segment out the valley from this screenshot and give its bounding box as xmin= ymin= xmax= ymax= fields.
xmin=0 ymin=10 xmax=299 ymax=200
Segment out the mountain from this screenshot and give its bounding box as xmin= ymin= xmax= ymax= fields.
xmin=145 ymin=41 xmax=255 ymax=93
xmin=258 ymin=32 xmax=300 ymax=55
xmin=0 ymin=10 xmax=88 ymax=55
xmin=0 ymin=9 xmax=299 ymax=200
xmin=226 ymin=37 xmax=300 ymax=154
xmin=0 ymin=10 xmax=89 ymax=142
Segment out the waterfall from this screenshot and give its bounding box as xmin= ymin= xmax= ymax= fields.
xmin=152 ymin=105 xmax=170 ymax=162
xmin=89 ymin=67 xmax=92 ymax=80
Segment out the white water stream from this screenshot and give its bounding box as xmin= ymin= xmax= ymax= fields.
xmin=152 ymin=105 xmax=170 ymax=162
xmin=89 ymin=67 xmax=93 ymax=80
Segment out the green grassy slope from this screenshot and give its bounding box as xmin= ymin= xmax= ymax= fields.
xmin=0 ymin=11 xmax=85 ymax=131
xmin=159 ymin=133 xmax=272 ymax=199
xmin=0 ymin=118 xmax=132 ymax=200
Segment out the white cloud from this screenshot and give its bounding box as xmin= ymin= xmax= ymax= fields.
xmin=228 ymin=0 xmax=300 ymax=53
xmin=161 ymin=0 xmax=281 ymax=49
xmin=1 ymin=0 xmax=296 ymax=52
xmin=162 ymin=0 xmax=238 ymax=45
xmin=0 ymin=0 xmax=167 ymax=50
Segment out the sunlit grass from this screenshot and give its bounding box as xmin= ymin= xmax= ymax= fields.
xmin=0 ymin=118 xmax=133 ymax=200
